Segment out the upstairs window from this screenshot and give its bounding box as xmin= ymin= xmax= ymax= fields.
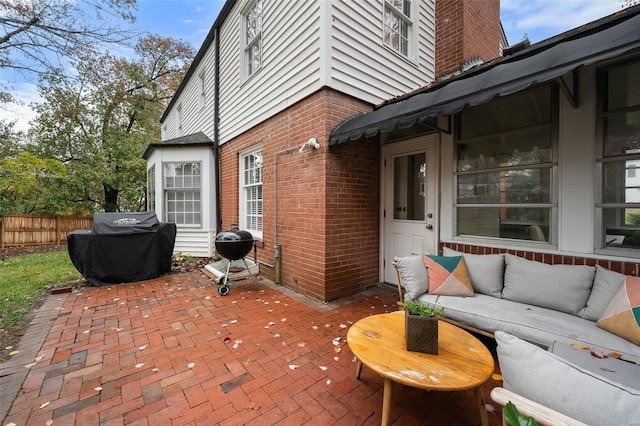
xmin=240 ymin=148 xmax=263 ymax=237
xmin=243 ymin=0 xmax=262 ymax=78
xmin=598 ymin=59 xmax=640 ymax=251
xmin=198 ymin=71 xmax=206 ymax=109
xmin=383 ymin=0 xmax=412 ymax=57
xmin=164 ymin=162 xmax=201 ymax=227
xmin=455 ymin=86 xmax=558 ymax=243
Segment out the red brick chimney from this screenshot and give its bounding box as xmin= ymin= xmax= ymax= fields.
xmin=435 ymin=0 xmax=502 ymax=79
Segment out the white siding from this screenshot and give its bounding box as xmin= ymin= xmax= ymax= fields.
xmin=330 ymin=0 xmax=435 ymax=103
xmin=217 ymin=0 xmax=322 ymax=143
xmin=164 ymin=0 xmax=438 ymax=145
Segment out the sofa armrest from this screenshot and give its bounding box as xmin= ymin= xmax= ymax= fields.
xmin=392 ymin=261 xmax=405 ymax=310
xmin=490 ymin=387 xmax=587 ymax=426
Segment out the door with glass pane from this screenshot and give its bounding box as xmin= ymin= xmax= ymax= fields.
xmin=383 ymin=136 xmax=438 ymax=284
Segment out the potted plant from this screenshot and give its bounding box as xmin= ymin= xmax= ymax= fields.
xmin=404 ymin=298 xmax=444 ymax=354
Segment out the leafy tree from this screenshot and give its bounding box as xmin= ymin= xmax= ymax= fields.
xmin=0 ymin=151 xmax=68 ymax=215
xmin=30 ymin=35 xmax=195 ymax=212
xmin=0 ymin=0 xmax=138 ymax=103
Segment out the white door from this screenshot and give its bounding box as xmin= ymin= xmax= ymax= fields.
xmin=383 ymin=136 xmax=438 ymax=284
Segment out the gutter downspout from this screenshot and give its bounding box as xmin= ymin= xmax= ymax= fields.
xmin=214 ymin=26 xmax=222 ymax=236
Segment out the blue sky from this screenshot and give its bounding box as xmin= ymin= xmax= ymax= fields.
xmin=0 ymin=0 xmax=629 ymax=131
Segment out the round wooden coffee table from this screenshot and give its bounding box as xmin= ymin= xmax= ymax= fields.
xmin=347 ymin=311 xmax=494 ymax=426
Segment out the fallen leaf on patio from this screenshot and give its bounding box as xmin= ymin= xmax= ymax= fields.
xmin=571 ymin=343 xmax=589 ymax=350
xmin=275 ymin=300 xmax=280 ymax=304
xmin=268 ymin=321 xmax=275 ymax=326
xmin=340 ymin=324 xmax=347 ymax=328
xmin=5 ymin=422 xmax=17 ymax=426
xmin=222 ymin=323 xmax=229 ymax=327
xmin=232 ymin=340 xmax=242 ymax=349
xmin=334 ymin=347 xmax=342 ymax=353
xmin=95 ymin=387 xmax=103 ymax=391
xmin=312 ymin=326 xmax=318 ymax=330
xmin=319 ymin=366 xmax=328 ymax=371
xmin=5 ymin=346 xmax=13 ymax=350
xmin=332 ymin=337 xmax=341 ymax=345
xmin=230 ymin=319 xmax=238 ymax=324
xmin=35 ymin=355 xmax=45 ymax=362
xmin=298 ymin=342 xmax=306 ymax=347
xmin=83 ymin=330 xmax=90 ymax=334
xmin=334 ymin=356 xmax=340 ymax=361
xmin=113 ymin=298 xmax=119 ymax=301
xmin=40 ymin=401 xmax=50 ymax=409
xmin=600 ymin=366 xmax=615 ymax=372
xmin=492 ymin=373 xmax=503 ymax=381
xmin=281 ymin=318 xmax=287 ymax=322
xmin=187 ymin=362 xmax=196 ymax=368
xmin=9 ymin=350 xmax=19 ymax=356
xmin=139 ymin=345 xmax=148 ymax=350
xmin=223 ymin=337 xmax=232 ymax=344
xmin=590 ymin=350 xmax=605 ymax=359
xmin=274 ymin=333 xmax=280 ymax=338
xmin=608 ymin=352 xmax=622 ymax=359
xmin=485 ymin=404 xmax=496 ymax=414
xmin=135 ymin=363 xmax=145 ymax=368
xmin=46 ymin=420 xmax=53 ymax=425
xmin=152 ymin=368 xmax=159 ymax=372
xmin=24 ymin=362 xmax=36 ymax=368
xmin=289 ymin=365 xmax=299 ymax=369
xmin=326 ymin=379 xmax=331 ymax=385
xmin=365 ymin=331 xmax=378 ymax=338
xmin=325 ymin=324 xmax=331 ymax=328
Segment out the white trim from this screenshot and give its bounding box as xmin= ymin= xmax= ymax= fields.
xmin=239 ymin=145 xmax=263 ymax=239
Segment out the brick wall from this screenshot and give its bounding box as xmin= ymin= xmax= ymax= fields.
xmin=442 ymin=242 xmax=640 ymax=276
xmin=435 ymin=0 xmax=501 ymax=78
xmin=219 ymin=89 xmax=376 ymax=301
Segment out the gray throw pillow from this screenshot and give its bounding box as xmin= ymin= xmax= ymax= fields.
xmin=496 ymin=331 xmax=640 ymax=425
xmin=503 ymin=254 xmax=594 ymax=315
xmin=442 ymin=247 xmax=504 ymax=297
xmin=578 ymin=265 xmax=626 ymax=321
xmin=394 ymin=255 xmax=429 ymax=301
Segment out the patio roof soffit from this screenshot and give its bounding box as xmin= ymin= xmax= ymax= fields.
xmin=329 ymin=5 xmax=640 ymax=146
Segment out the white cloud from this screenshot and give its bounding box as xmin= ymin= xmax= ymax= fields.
xmin=501 ymin=0 xmax=624 ymax=43
xmin=0 ymin=82 xmax=42 ymax=132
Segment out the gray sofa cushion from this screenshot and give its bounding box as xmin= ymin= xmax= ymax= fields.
xmin=579 ymin=265 xmax=625 ymax=321
xmin=496 ymin=331 xmax=640 ymax=426
xmin=503 ymin=254 xmax=594 ymax=315
xmin=394 ymin=255 xmax=429 ymax=301
xmin=442 ymin=248 xmax=504 ymax=297
xmin=415 ymin=292 xmax=640 ymax=358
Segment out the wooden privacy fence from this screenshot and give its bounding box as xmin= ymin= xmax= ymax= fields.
xmin=0 ymin=214 xmax=93 ymax=248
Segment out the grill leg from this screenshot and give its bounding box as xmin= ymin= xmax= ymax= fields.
xmin=241 ymin=257 xmax=259 ymax=290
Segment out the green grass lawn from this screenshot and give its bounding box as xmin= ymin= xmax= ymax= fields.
xmin=0 ymin=251 xmax=81 ymax=356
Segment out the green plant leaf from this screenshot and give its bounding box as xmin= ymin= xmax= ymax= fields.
xmin=504 ymin=401 xmax=537 ymax=426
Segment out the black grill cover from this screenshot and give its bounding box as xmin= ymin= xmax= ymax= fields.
xmin=68 ymin=212 xmax=176 ymax=286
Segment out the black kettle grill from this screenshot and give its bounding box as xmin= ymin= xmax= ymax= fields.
xmin=214 ymin=225 xmax=257 ymax=295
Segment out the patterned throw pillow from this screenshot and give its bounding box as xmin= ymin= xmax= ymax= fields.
xmin=423 ymin=255 xmax=474 ymax=297
xmin=597 ymin=276 xmax=640 ymax=346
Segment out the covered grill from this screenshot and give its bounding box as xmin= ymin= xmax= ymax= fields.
xmin=214 ymin=225 xmax=257 ymax=295
xmin=67 ymin=212 xmax=176 ymax=286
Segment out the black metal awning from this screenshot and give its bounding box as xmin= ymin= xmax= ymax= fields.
xmin=329 ymin=6 xmax=640 ymax=146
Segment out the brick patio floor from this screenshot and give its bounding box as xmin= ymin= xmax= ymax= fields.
xmin=2 ymin=271 xmax=504 ymax=425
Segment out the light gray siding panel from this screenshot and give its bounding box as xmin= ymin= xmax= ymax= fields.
xmin=330 ymin=0 xmax=435 ymax=103
xmin=218 ymin=1 xmax=322 ymax=144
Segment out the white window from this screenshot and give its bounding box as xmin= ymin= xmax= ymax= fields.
xmin=240 ymin=148 xmax=263 ymax=237
xmin=147 ymin=164 xmax=155 ymax=212
xmin=455 ymin=86 xmax=557 ymax=243
xmin=243 ymin=0 xmax=262 ymax=78
xmin=383 ymin=0 xmax=412 ymax=57
xmin=598 ymin=60 xmax=640 ymax=250
xmin=164 ymin=162 xmax=201 ymax=226
xmin=198 ymin=71 xmax=206 ymax=109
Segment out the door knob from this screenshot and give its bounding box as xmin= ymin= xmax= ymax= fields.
xmin=426 ymin=224 xmax=433 ymax=230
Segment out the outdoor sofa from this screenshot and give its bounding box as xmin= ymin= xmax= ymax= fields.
xmin=394 ymin=249 xmax=640 ymax=425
